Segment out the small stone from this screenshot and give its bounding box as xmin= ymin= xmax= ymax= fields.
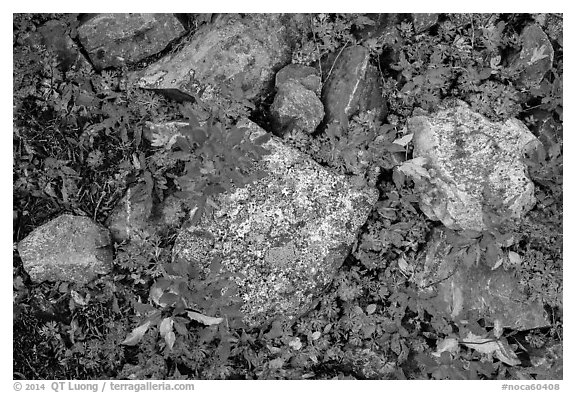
xmin=17 ymin=214 xmax=113 ymax=284
xmin=78 ymin=13 xmax=185 ymax=70
xmin=271 ymin=80 xmax=324 ymax=135
xmin=412 ymin=13 xmax=439 ymax=33
xmin=275 ymin=64 xmax=322 ymax=94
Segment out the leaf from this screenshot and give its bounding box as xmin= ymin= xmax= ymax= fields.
xmin=187 ymin=311 xmax=224 ymax=326
xmin=397 ymin=156 xmax=431 ymax=181
xmin=528 ymin=45 xmax=549 ymax=66
xmin=461 ymin=332 xmax=521 ymax=366
xmin=159 ymin=317 xmax=173 ymax=337
xmin=508 ymin=251 xmax=522 ymax=266
xmin=121 ymin=320 xmax=151 ymax=346
xmin=366 ymin=304 xmax=377 ymax=315
xmin=269 ymin=358 xmax=285 ymax=369
xmin=164 ymin=331 xmax=176 ymax=351
xmin=393 ymin=133 xmax=413 ymax=147
xmin=71 ymin=290 xmax=88 ymax=306
xmin=432 ymin=338 xmax=459 ymax=357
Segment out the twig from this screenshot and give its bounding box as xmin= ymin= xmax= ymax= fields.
xmin=310 ymin=14 xmax=322 ymax=79
xmin=324 ymin=39 xmax=351 ymax=83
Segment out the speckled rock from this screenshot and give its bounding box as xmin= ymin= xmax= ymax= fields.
xmin=134 ymin=14 xmax=304 ymax=103
xmin=511 ymin=23 xmax=554 ymax=88
xmin=78 ymin=13 xmax=185 ymax=70
xmin=414 ymin=228 xmax=549 ymax=330
xmin=173 ymin=119 xmax=378 ymax=328
xmin=408 ymin=100 xmax=541 ymax=231
xmin=17 ymin=214 xmax=113 ymax=284
xmin=412 ymin=13 xmax=439 ymax=33
xmin=321 ymin=45 xmax=385 ymax=127
xmin=106 ymin=185 xmax=187 ymax=243
xmin=275 ymin=64 xmax=322 ymax=95
xmin=271 ymin=80 xmax=324 ymax=135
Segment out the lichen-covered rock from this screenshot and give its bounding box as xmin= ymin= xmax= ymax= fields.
xmin=321 ymin=45 xmax=385 ymax=127
xmin=78 ymin=13 xmax=185 ymax=70
xmin=17 ymin=214 xmax=113 ymax=284
xmin=408 ymin=100 xmax=540 ymax=231
xmin=106 ymin=185 xmax=187 ymax=243
xmin=275 ymin=64 xmax=322 ymax=95
xmin=271 ymin=80 xmax=324 ymax=135
xmin=413 ymin=228 xmax=549 ymax=330
xmin=412 ymin=13 xmax=439 ymax=33
xmin=173 ymin=119 xmax=378 ymax=328
xmin=135 ymin=14 xmax=304 ymax=103
xmin=512 ymin=23 xmax=554 ymax=88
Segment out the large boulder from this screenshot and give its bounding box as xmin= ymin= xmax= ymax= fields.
xmin=413 ymin=228 xmax=549 ymax=331
xmin=17 ymin=214 xmax=113 ymax=284
xmin=78 ymin=13 xmax=185 ymax=70
xmin=172 ymin=119 xmax=378 ymax=328
xmin=321 ymin=45 xmax=385 ymax=128
xmin=408 ymin=100 xmax=540 ymax=231
xmin=134 ymin=14 xmax=305 ymax=103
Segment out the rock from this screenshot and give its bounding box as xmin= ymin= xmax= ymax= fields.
xmin=78 ymin=13 xmax=185 ymax=70
xmin=412 ymin=13 xmax=439 ymax=33
xmin=321 ymin=45 xmax=385 ymax=128
xmin=106 ymin=185 xmax=187 ymax=243
xmin=17 ymin=214 xmax=113 ymax=284
xmin=36 ymin=20 xmax=87 ymax=72
xmin=275 ymin=64 xmax=322 ymax=95
xmin=532 ymin=13 xmax=563 ymax=47
xmin=172 ymin=119 xmax=378 ymax=328
xmin=512 ymin=24 xmax=554 ymax=88
xmin=135 ymin=14 xmax=303 ymax=103
xmin=408 ymin=100 xmax=541 ymax=231
xmin=271 ymin=80 xmax=324 ymax=135
xmin=414 ymin=228 xmax=549 ymax=331
xmin=353 ymin=13 xmax=401 ymax=41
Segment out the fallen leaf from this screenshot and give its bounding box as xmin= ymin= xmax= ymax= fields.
xmin=508 ymin=251 xmax=522 ymax=265
xmin=461 ymin=332 xmax=521 ymax=366
xmin=432 ymin=338 xmax=459 ymax=357
xmin=393 ymin=133 xmax=414 ymax=146
xmin=187 ymin=311 xmax=224 ymax=326
xmin=121 ymin=320 xmax=151 ymax=346
xmin=397 ymin=157 xmax=431 ymax=182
